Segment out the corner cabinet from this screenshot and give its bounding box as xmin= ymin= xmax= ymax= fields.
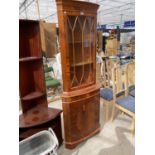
xmin=19 ymin=20 xmax=63 ymax=145
xmin=56 ymin=0 xmax=100 ymax=149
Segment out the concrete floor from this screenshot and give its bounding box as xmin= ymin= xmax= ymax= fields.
xmin=48 ymin=99 xmax=135 ymax=155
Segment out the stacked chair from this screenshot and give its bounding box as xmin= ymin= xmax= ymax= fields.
xmin=111 ymin=63 xmax=135 ymax=136
xmin=100 ymin=60 xmax=135 ymax=136
xmin=100 ymin=59 xmax=124 ymax=122
xmin=100 ymin=58 xmax=114 ymax=122
xmin=127 ymin=61 xmax=135 ymax=97
xmin=44 ymin=64 xmax=61 ymax=94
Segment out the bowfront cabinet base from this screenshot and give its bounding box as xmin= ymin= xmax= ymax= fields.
xmin=62 ymin=84 xmax=100 ymax=149
xmin=65 ymin=127 xmax=100 ymax=149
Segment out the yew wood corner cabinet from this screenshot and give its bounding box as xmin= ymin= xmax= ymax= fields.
xmin=56 ymin=0 xmax=100 ymax=149
xmin=19 ymin=20 xmax=62 ymax=145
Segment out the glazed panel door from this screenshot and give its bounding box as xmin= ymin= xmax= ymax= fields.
xmin=65 ymin=14 xmax=96 ymax=90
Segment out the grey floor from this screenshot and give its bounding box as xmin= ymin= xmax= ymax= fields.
xmin=48 ymin=99 xmax=135 ymax=155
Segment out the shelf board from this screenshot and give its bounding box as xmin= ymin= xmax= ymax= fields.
xmin=71 ymin=82 xmax=94 ymax=90
xmin=68 ymin=40 xmax=92 ymax=44
xmin=19 ymin=57 xmax=42 ymax=62
xmin=71 ymin=61 xmax=93 ymax=67
xmin=19 ymin=105 xmax=62 ymax=128
xmin=21 ymin=91 xmax=46 ymax=101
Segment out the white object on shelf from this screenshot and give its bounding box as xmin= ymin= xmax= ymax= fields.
xmin=19 ymin=128 xmax=59 ymax=155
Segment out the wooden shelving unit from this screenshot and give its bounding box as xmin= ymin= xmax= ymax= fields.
xmin=56 ymin=0 xmax=100 ymax=149
xmin=21 ymin=91 xmax=45 ymax=101
xmin=19 ymin=104 xmax=62 ymax=128
xmin=19 ymin=57 xmax=42 ymax=62
xmin=19 ymin=19 xmax=63 ymax=145
xmin=70 ymin=61 xmax=93 ymax=67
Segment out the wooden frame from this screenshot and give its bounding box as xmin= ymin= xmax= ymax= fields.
xmin=100 ymin=58 xmax=112 ymax=122
xmin=111 ymin=63 xmax=135 ymax=136
xmin=19 ymin=20 xmax=63 ymax=145
xmin=100 ymin=58 xmax=111 ymax=87
xmin=56 ymin=0 xmax=100 ymax=149
xmin=127 ymin=60 xmax=135 ymax=88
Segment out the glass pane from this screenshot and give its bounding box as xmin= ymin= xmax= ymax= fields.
xmin=67 ymin=15 xmax=95 ymax=88
xmin=68 ymin=16 xmax=76 ymax=29
xmin=78 ymin=16 xmax=85 ymax=28
xmin=73 ymin=18 xmax=82 ymax=42
xmin=84 ymin=17 xmax=92 ymax=63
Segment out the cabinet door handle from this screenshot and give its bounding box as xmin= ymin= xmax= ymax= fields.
xmin=82 ymin=104 xmax=86 ymax=112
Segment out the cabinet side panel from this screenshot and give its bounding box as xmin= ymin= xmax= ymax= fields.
xmin=19 ymin=21 xmax=41 ymax=58
xmin=56 ymin=10 xmax=70 ymax=91
xmin=19 ymin=63 xmax=35 ymax=97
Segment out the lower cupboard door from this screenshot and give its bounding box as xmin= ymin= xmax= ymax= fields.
xmin=85 ymin=95 xmax=100 ymax=133
xmin=69 ymin=101 xmax=86 ymax=141
xmin=69 ymin=94 xmax=100 ymax=141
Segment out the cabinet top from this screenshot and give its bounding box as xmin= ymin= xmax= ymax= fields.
xmin=56 ymin=0 xmax=99 ymax=13
xmin=19 ymin=19 xmax=40 ymax=24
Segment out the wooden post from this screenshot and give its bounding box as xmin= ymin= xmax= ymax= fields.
xmin=24 ymin=3 xmax=28 ymax=19
xmin=36 ymin=0 xmax=41 ymax=20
